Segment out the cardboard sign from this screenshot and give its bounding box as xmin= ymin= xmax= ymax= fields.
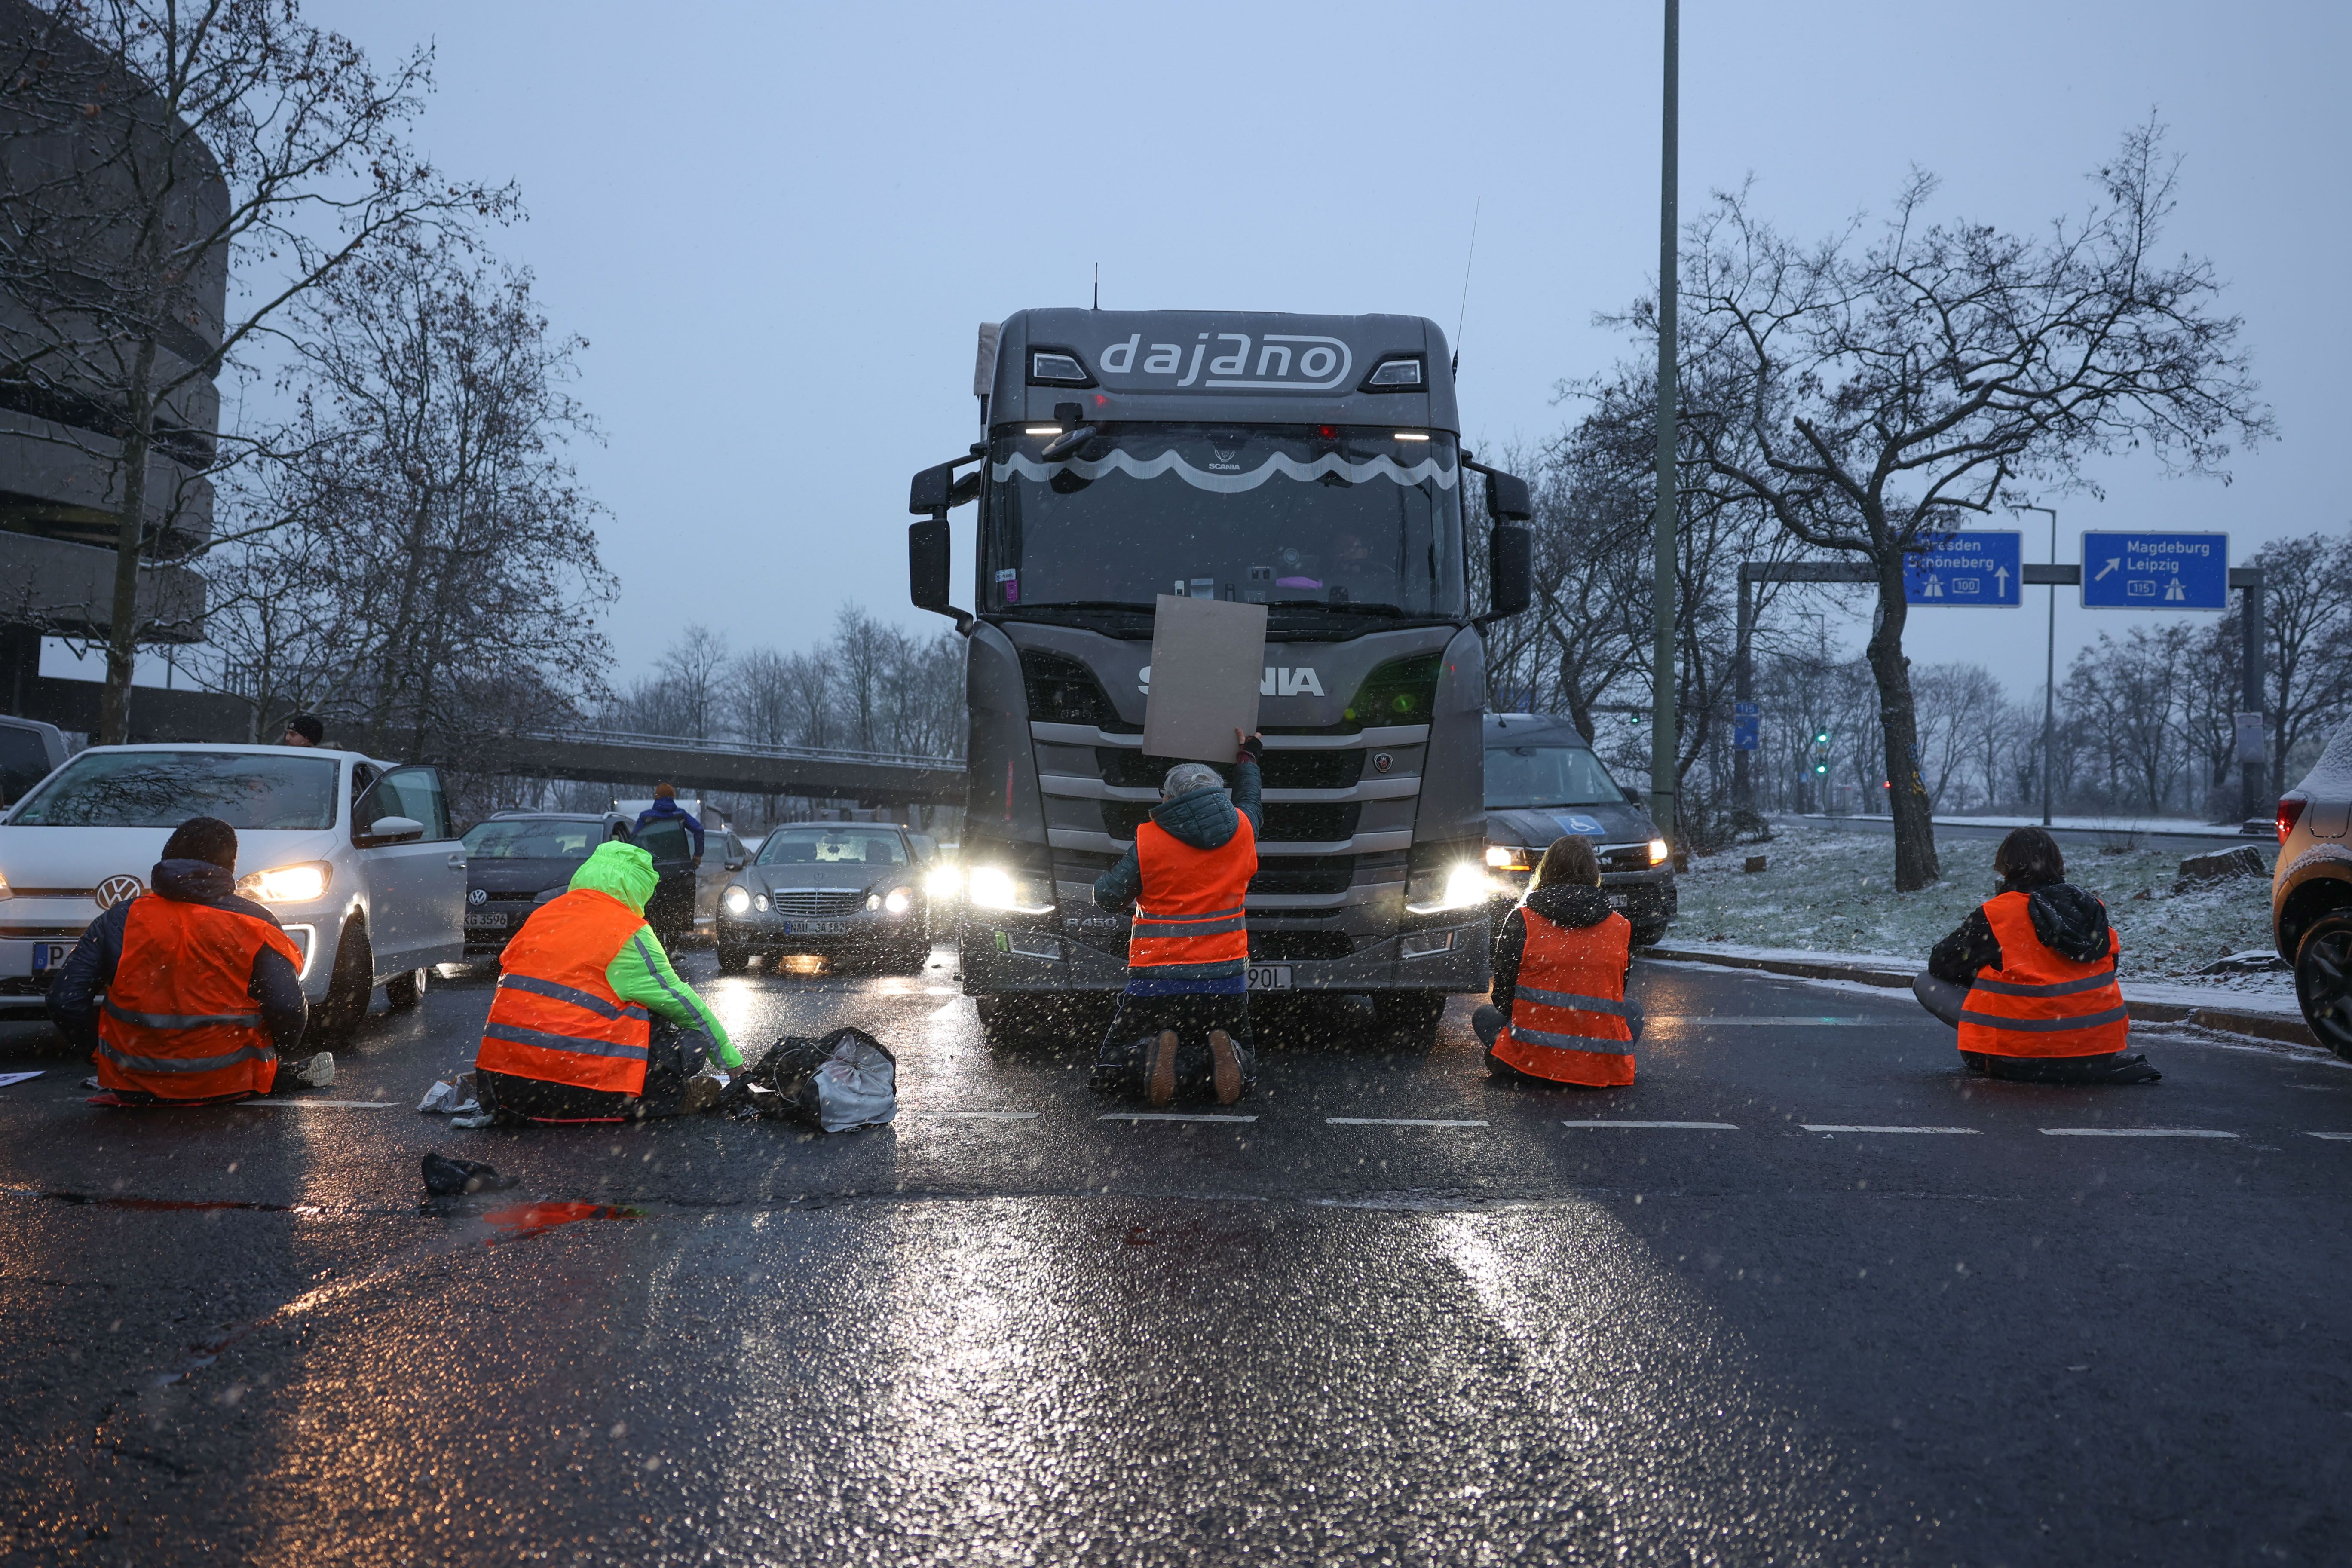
xmin=1142 ymin=594 xmax=1268 ymax=763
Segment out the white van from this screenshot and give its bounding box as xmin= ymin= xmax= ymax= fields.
xmin=0 ymin=744 xmax=466 ymax=1035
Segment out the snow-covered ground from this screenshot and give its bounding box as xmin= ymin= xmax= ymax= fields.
xmin=1791 ymin=811 xmax=2253 ymax=839
xmin=1671 ymin=824 xmax=2291 ymax=1008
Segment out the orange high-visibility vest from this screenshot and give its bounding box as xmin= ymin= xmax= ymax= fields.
xmin=1957 ymin=891 xmax=2128 ymax=1059
xmin=1495 ymin=904 xmax=1635 ymax=1086
xmin=477 ymin=889 xmax=652 ymax=1096
xmin=1129 ymin=813 xmax=1257 ymax=969
xmin=96 ymin=894 xmax=302 ymax=1101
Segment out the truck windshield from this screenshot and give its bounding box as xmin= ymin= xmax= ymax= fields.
xmin=1485 ymin=745 xmax=1625 ymax=809
xmin=983 ymin=424 xmax=1464 ymax=617
xmin=9 ymin=750 xmax=340 ymax=829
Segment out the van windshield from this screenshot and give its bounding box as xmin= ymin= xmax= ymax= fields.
xmin=983 ymin=423 xmax=1464 ymax=618
xmin=1485 ymin=745 xmax=1624 ymax=809
xmin=9 ymin=750 xmax=340 ymax=829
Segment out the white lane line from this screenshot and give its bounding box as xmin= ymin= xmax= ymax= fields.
xmin=1326 ymin=1117 xmax=1489 ymax=1127
xmin=243 ymin=1099 xmax=396 ymax=1109
xmin=2304 ymin=1131 xmax=2352 ymax=1141
xmin=2040 ymin=1127 xmax=2239 ymax=1139
xmin=1648 ymin=1016 xmax=1874 ymax=1026
xmin=907 ymin=1110 xmax=1039 ymax=1121
xmin=1801 ymin=1124 xmax=1979 ymax=1134
xmin=1563 ymin=1119 xmax=1738 ymax=1130
xmin=1100 ymin=1113 xmax=1258 ymax=1124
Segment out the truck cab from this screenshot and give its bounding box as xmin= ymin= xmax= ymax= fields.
xmin=909 ymin=309 xmax=1531 ymax=1039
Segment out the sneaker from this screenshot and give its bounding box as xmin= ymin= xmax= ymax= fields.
xmin=285 ymin=1051 xmax=335 ymax=1090
xmin=1208 ymin=1029 xmax=1244 ymax=1106
xmin=1147 ymin=1029 xmax=1178 ymax=1108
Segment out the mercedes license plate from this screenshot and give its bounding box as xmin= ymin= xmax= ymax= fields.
xmin=29 ymin=942 xmax=68 ymax=975
xmin=464 ymin=911 xmax=508 ymax=928
xmin=1245 ymin=964 xmax=1292 ymax=992
xmin=784 ymin=919 xmax=848 ymax=934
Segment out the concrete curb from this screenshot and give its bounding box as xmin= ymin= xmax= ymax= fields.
xmin=1638 ymin=943 xmax=2326 ymax=1052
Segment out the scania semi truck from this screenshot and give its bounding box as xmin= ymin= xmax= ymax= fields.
xmin=906 ymin=309 xmax=1531 ymax=1040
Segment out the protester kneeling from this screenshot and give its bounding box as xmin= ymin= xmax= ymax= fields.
xmin=1473 ymin=836 xmax=1643 ymax=1087
xmin=48 ymin=815 xmax=330 ymax=1106
xmin=1914 ymin=826 xmax=2158 ymax=1084
xmin=475 ymin=839 xmax=742 ymax=1124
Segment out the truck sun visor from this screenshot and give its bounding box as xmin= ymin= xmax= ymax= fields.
xmin=992 ymin=447 xmax=1458 ymax=496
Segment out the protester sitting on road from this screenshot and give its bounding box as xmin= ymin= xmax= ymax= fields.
xmin=1090 ymin=729 xmax=1263 ymax=1107
xmin=635 ymin=782 xmax=704 ymax=864
xmin=281 ymin=713 xmax=324 ymax=747
xmin=49 ymin=815 xmax=332 ymax=1105
xmin=1914 ymin=826 xmax=2159 ymax=1084
xmin=1473 ymin=835 xmax=1642 ymax=1087
xmin=475 ymin=838 xmax=743 ymax=1123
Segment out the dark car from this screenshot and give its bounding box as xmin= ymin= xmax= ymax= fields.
xmin=1482 ymin=713 xmax=1676 ymax=945
xmin=461 ymin=811 xmax=634 ymax=956
xmin=2272 ymin=719 xmax=2352 ymax=1060
xmin=716 ymin=822 xmax=933 ymax=974
xmin=630 ymin=813 xmax=707 ymax=948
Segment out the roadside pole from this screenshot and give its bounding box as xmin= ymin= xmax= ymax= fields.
xmin=1649 ymin=0 xmax=1680 ymax=839
xmin=2018 ymin=504 xmax=2058 ymax=826
xmin=2241 ymin=570 xmax=2267 ymax=821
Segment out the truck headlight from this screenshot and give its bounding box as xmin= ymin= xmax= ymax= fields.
xmin=968 ymin=865 xmax=1054 ymax=915
xmin=1407 ymin=861 xmax=1488 ymax=915
xmin=236 ymin=861 xmax=331 ymax=904
xmin=1484 ymin=843 xmax=1516 ymax=868
xmin=925 ymin=862 xmax=963 ymax=898
xmin=1648 ymin=838 xmax=1671 ymax=866
xmin=723 ymin=885 xmax=752 ymax=916
xmin=883 ymin=886 xmax=913 ymax=916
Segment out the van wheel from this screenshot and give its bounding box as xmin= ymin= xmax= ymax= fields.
xmin=310 ymin=920 xmax=374 ymax=1044
xmin=386 ymin=967 xmax=429 ymax=1008
xmin=2295 ymin=910 xmax=2352 ymax=1061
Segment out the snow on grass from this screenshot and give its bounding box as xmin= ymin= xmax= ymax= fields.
xmin=1672 ymin=824 xmax=2287 ymax=1003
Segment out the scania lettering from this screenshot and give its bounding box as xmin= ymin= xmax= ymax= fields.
xmin=907 ymin=309 xmax=1532 ymax=1039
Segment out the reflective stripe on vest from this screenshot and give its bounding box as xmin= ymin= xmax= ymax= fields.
xmin=1129 ymin=815 xmax=1257 ymax=970
xmin=1498 ymin=905 xmax=1636 ymax=1087
xmin=94 ymin=893 xmax=300 ymax=1102
xmin=478 ymin=888 xmax=655 ymax=1095
xmin=1956 ymin=891 xmax=2129 ymax=1059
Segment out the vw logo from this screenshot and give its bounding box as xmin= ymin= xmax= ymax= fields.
xmin=94 ymin=874 xmax=144 ymax=910
xmin=468 ymin=887 xmax=488 ymax=906
xmin=1371 ymin=752 xmax=1393 ymax=775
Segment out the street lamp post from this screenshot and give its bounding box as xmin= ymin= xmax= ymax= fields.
xmin=1649 ymin=0 xmax=1680 ymax=840
xmin=2018 ymin=504 xmax=2058 ymax=827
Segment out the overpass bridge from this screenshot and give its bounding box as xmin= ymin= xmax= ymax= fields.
xmin=443 ymin=729 xmax=965 ymax=808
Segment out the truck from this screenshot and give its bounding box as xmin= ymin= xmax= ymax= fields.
xmin=906 ymin=309 xmax=1532 ymax=1042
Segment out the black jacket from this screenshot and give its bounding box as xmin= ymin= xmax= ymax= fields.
xmin=1928 ymin=882 xmax=2114 ymax=988
xmin=47 ymin=859 xmax=309 ymax=1054
xmin=1490 ymin=883 xmax=1620 ymax=1015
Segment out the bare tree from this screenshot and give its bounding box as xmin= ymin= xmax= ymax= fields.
xmin=1664 ymin=124 xmax=2269 ymax=887
xmin=1912 ymin=662 xmax=2002 ymax=812
xmin=655 ymin=622 xmax=729 ymax=740
xmin=2246 ymin=531 xmax=2352 ymax=791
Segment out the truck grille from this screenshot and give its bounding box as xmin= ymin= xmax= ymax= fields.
xmin=1102 ymin=801 xmax=1361 ymax=843
xmin=769 ymin=890 xmax=864 ymax=918
xmin=1095 ymin=747 xmax=1365 ymax=790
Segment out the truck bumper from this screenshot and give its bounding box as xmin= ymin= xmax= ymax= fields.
xmin=959 ymin=915 xmax=1491 ymax=997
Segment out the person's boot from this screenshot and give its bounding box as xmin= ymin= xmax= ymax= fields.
xmin=282 ymin=1051 xmax=334 ymax=1090
xmin=1208 ymin=1029 xmax=1244 ymax=1106
xmin=1147 ymin=1030 xmax=1179 ymax=1108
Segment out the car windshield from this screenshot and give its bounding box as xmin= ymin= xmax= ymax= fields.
xmin=8 ymin=750 xmax=340 ymax=829
xmin=462 ymin=819 xmax=603 ymax=860
xmin=983 ymin=423 xmax=1464 ymax=617
xmin=756 ymin=827 xmax=907 ymax=866
xmin=1485 ymin=744 xmax=1625 ymax=809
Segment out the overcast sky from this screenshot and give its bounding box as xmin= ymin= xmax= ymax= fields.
xmin=295 ymin=0 xmax=2347 ymax=709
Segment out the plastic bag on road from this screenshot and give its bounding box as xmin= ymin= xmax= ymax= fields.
xmin=418 ymin=1072 xmax=484 ymax=1117
xmin=728 ymin=1028 xmax=897 ymax=1133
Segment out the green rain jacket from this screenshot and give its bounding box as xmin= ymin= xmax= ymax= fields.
xmin=567 ymin=841 xmax=742 ymax=1069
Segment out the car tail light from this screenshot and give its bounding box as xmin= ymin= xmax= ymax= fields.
xmin=2278 ymin=795 xmax=2309 ymax=844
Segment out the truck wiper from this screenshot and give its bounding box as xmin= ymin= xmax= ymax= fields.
xmin=1272 ymin=600 xmax=1413 ymax=617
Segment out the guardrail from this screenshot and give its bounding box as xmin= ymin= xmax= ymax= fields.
xmin=499 ymin=727 xmax=959 ymax=771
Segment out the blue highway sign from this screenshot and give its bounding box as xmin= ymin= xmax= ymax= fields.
xmin=1902 ymin=530 xmax=2022 ymax=607
xmin=1732 ymin=701 xmax=1759 ymax=752
xmin=2080 ymin=531 xmax=2230 ymax=610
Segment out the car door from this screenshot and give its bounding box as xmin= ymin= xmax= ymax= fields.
xmin=355 ymin=765 xmax=465 ymax=972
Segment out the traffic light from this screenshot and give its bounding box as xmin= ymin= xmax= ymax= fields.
xmin=1813 ymin=730 xmax=1830 ymax=746
xmin=1810 ymin=728 xmax=1831 ymax=775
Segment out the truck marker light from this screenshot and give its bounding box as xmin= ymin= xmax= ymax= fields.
xmin=1393 ymin=432 xmax=1430 ymax=441
xmin=1025 ymin=426 xmax=1062 ymax=436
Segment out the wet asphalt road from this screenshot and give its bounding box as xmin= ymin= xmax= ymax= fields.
xmin=0 ymin=949 xmax=2348 ymax=1566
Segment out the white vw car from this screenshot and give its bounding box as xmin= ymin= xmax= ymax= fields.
xmin=0 ymin=744 xmax=467 ymax=1036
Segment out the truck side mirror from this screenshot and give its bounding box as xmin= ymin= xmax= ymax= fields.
xmin=1483 ymin=470 xmax=1533 ymax=522
xmin=908 ymin=517 xmax=973 ymax=633
xmin=908 ymin=461 xmax=959 ymax=515
xmin=1486 ymin=523 xmax=1532 ymax=622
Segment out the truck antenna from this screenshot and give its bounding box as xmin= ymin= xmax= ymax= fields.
xmin=1093 ymin=262 xmax=1099 ymax=310
xmin=1452 ymin=196 xmax=1481 ymax=379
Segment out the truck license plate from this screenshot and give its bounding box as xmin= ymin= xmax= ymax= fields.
xmin=784 ymin=919 xmax=848 ymax=934
xmin=1246 ymin=964 xmax=1292 ymax=991
xmin=30 ymin=942 xmax=68 ymax=974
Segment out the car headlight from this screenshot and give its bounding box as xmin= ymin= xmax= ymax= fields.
xmin=1648 ymin=838 xmax=1671 ymax=866
xmin=723 ymin=885 xmax=752 ymax=916
xmin=235 ymin=861 xmax=331 ymax=903
xmin=1406 ymin=861 xmax=1488 ymax=916
xmin=924 ymin=863 xmax=963 ymax=898
xmin=883 ymin=886 xmax=912 ymax=916
xmin=967 ymin=865 xmax=1054 ymax=915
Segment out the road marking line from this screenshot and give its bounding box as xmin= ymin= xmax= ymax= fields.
xmin=1325 ymin=1117 xmax=1489 ymax=1127
xmin=908 ymin=1110 xmax=1038 ymax=1121
xmin=1801 ymin=1125 xmax=1978 ymax=1134
xmin=1563 ymin=1119 xmax=1737 ymax=1130
xmin=243 ymin=1099 xmax=396 ymax=1109
xmin=2304 ymin=1131 xmax=2352 ymax=1141
xmin=2039 ymin=1127 xmax=2239 ymax=1139
xmin=1648 ymin=1016 xmax=1872 ymax=1026
xmin=1100 ymin=1113 xmax=1258 ymax=1124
